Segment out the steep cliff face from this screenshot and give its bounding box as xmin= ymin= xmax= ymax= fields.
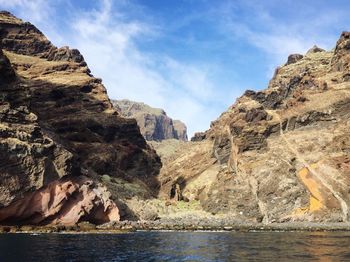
xmin=113 ymin=99 xmax=188 ymax=141
xmin=160 ymin=34 xmax=350 ymax=223
xmin=0 ymin=11 xmax=160 ymax=225
xmin=173 ymin=120 xmax=187 ymax=141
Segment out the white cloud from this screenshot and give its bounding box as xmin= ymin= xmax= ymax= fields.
xmin=0 ymin=0 xmax=51 ymax=24
xmin=69 ymin=0 xmax=166 ymax=104
xmin=64 ymin=0 xmax=224 ymax=137
xmin=3 ymin=0 xmax=346 ymax=138
xmin=217 ymin=0 xmax=345 ymax=71
xmin=164 ymin=57 xmax=216 ymax=101
xmin=0 ymin=0 xmax=66 ymax=46
xmin=0 ymin=0 xmax=225 ymax=136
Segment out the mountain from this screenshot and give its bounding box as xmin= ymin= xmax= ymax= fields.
xmin=2 ymin=10 xmax=350 ymax=228
xmin=0 ymin=11 xmax=160 ymax=226
xmin=112 ymin=99 xmax=188 ymax=141
xmin=159 ymin=33 xmax=350 ymax=223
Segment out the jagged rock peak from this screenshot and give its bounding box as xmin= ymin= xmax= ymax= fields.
xmin=0 ymin=11 xmax=87 ymax=67
xmin=112 ymin=99 xmax=188 ymax=141
xmin=306 ymin=45 xmax=325 ymax=55
xmin=0 ymin=11 xmax=22 ymax=23
xmin=331 ymin=31 xmax=350 ymax=71
xmin=336 ymin=31 xmax=350 ymax=50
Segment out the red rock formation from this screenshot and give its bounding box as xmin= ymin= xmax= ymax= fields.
xmin=0 ymin=177 xmax=119 ymax=226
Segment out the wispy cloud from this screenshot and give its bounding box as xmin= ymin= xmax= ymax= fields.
xmin=217 ymin=0 xmax=346 ymax=66
xmin=66 ymin=0 xmax=224 ymax=136
xmin=0 ymin=0 xmax=224 ymax=136
xmin=1 ymin=0 xmax=349 ymax=137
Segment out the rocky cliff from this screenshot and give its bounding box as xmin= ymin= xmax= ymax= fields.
xmin=2 ymin=10 xmax=350 ymax=228
xmin=159 ymin=33 xmax=350 ymax=223
xmin=0 ymin=11 xmax=160 ymax=226
xmin=113 ymin=99 xmax=188 ymax=141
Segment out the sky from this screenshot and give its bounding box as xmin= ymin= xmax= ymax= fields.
xmin=0 ymin=0 xmax=349 ymax=137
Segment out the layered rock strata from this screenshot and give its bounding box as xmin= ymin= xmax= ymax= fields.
xmin=160 ymin=32 xmax=350 ymax=223
xmin=0 ymin=11 xmax=160 ymax=225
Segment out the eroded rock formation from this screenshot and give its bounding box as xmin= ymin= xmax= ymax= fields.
xmin=0 ymin=11 xmax=160 ymax=225
xmin=2 ymin=10 xmax=350 ymax=227
xmin=0 ymin=176 xmax=119 ymax=225
xmin=113 ymin=99 xmax=188 ymax=141
xmin=159 ymin=32 xmax=350 ymax=223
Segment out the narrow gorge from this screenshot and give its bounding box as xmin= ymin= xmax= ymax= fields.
xmin=0 ymin=11 xmax=350 ymax=229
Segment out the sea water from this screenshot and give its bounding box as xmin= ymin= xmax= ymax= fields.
xmin=0 ymin=231 xmax=350 ymax=261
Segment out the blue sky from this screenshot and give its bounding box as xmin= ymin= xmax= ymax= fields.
xmin=0 ymin=0 xmax=349 ymax=137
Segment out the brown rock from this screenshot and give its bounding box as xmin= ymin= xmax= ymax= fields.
xmin=159 ymin=32 xmax=350 ymax=224
xmin=113 ymin=99 xmax=188 ymax=141
xmin=0 ymin=48 xmax=15 ymax=82
xmin=286 ymin=54 xmax=303 ymax=65
xmin=331 ymin=31 xmax=350 ymax=71
xmin=173 ymin=120 xmax=188 ymax=141
xmin=306 ymin=45 xmax=325 ymax=55
xmin=0 ymin=12 xmax=161 ymax=225
xmin=191 ymin=132 xmax=206 ymax=141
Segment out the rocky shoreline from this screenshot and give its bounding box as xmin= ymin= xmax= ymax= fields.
xmin=2 ymin=220 xmax=350 ymax=234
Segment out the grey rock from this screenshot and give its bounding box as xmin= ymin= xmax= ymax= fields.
xmin=112 ymin=99 xmax=188 ymax=141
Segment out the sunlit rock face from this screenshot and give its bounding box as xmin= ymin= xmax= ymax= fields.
xmin=159 ymin=31 xmax=350 ymax=223
xmin=0 ymin=11 xmax=161 ymax=225
xmin=113 ymin=99 xmax=188 ymax=141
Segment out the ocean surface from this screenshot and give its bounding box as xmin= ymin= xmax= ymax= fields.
xmin=0 ymin=231 xmax=350 ymax=261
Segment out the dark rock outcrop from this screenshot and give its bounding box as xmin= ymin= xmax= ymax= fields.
xmin=306 ymin=45 xmax=325 ymax=54
xmin=113 ymin=99 xmax=188 ymax=141
xmin=191 ymin=131 xmax=207 ymax=142
xmin=0 ymin=11 xmax=86 ymax=66
xmin=0 ymin=48 xmax=15 ymax=82
xmin=286 ymin=54 xmax=303 ymax=65
xmin=331 ymin=31 xmax=350 ymax=72
xmin=0 ymin=12 xmax=161 ymax=225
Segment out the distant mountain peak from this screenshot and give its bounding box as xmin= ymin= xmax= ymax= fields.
xmin=112 ymin=99 xmax=188 ymax=141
